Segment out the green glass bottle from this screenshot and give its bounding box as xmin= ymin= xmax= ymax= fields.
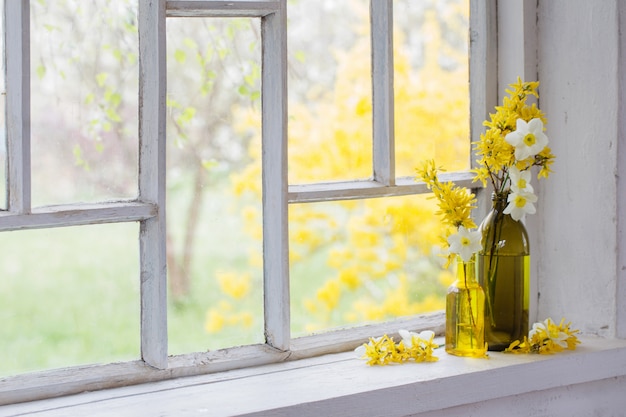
xmin=478 ymin=192 xmax=530 ymax=351
xmin=445 ymin=255 xmax=487 ymax=357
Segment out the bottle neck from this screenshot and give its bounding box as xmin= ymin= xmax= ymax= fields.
xmin=456 ymin=256 xmax=478 ymax=285
xmin=491 ymin=191 xmax=509 ymax=211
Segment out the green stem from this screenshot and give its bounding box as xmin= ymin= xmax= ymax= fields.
xmin=464 ymin=261 xmax=478 ymax=349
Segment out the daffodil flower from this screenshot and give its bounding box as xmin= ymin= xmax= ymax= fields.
xmin=505 ymin=118 xmax=549 ymax=161
xmin=503 ymin=190 xmax=538 ymax=221
xmin=447 ymin=226 xmax=482 ymax=262
xmin=530 ymin=318 xmax=569 ymax=348
xmin=505 ymin=317 xmax=580 ymax=354
xmin=508 ymin=166 xmax=534 ymax=193
xmin=399 ymin=329 xmax=435 ymax=348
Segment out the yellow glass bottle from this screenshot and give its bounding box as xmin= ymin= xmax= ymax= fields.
xmin=445 ymin=255 xmax=487 ymax=357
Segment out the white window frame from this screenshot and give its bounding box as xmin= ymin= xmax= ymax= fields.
xmin=0 ymin=0 xmax=495 ymax=405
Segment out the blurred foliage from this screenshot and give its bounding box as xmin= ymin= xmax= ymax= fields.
xmin=1 ymin=0 xmax=471 ymax=375
xmin=212 ymin=0 xmax=470 ymax=336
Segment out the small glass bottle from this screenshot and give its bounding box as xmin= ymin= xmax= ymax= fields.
xmin=445 ymin=255 xmax=487 ymax=357
xmin=478 ymin=192 xmax=530 ymax=351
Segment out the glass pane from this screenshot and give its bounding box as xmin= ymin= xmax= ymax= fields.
xmin=287 ymin=0 xmax=372 ymax=184
xmin=30 ymin=1 xmax=139 ymax=206
xmin=0 ymin=0 xmax=6 ymax=210
xmin=166 ymin=18 xmax=264 ymax=354
xmin=394 ymin=0 xmax=470 ymax=177
xmin=290 ymin=196 xmax=452 ymax=336
xmin=0 ymin=224 xmax=139 ymax=377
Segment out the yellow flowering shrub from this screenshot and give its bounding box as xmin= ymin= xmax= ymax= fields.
xmin=205 ymin=4 xmax=470 ymax=335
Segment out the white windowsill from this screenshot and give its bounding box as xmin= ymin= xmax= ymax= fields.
xmin=2 ymin=335 xmax=626 ymax=417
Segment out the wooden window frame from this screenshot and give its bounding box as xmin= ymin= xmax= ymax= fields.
xmin=0 ymin=0 xmax=495 ymax=405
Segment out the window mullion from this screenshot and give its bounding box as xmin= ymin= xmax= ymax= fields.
xmin=138 ymin=0 xmax=168 ymax=369
xmin=370 ymin=0 xmax=395 ymax=186
xmin=4 ymin=0 xmax=31 ymax=213
xmin=261 ymin=0 xmax=289 ymax=351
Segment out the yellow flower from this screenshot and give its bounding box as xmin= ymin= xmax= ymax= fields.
xmin=471 ymin=77 xmax=554 ymax=196
xmin=316 ymin=279 xmax=342 ymax=310
xmin=504 ymin=317 xmax=580 ymax=354
xmin=355 ymin=331 xmax=439 ymax=365
xmin=339 ymin=268 xmax=361 ymax=290
xmin=216 ymin=271 xmax=251 ymax=300
xmin=416 ymin=160 xmax=476 ymax=229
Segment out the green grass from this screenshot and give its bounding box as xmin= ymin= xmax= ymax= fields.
xmin=0 ymin=179 xmax=446 ymax=377
xmin=0 ymin=180 xmax=265 ymax=377
xmin=0 ymin=224 xmax=140 ymax=376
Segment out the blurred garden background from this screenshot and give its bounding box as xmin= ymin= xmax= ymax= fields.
xmin=0 ymin=0 xmax=470 ymax=376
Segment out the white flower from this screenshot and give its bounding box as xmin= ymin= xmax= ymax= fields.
xmin=447 ymin=226 xmax=482 ymax=262
xmin=508 ymin=166 xmax=534 ymax=193
xmin=503 ymin=190 xmax=538 ymax=221
xmin=399 ymin=329 xmax=435 ymax=348
xmin=354 ymin=336 xmax=383 ymax=358
xmin=529 ymin=318 xmax=569 ymax=348
xmin=505 ymin=118 xmax=549 ymax=161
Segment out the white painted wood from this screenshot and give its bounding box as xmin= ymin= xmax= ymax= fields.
xmin=2 ymin=336 xmax=625 ymax=417
xmin=370 ymin=0 xmax=395 ymax=186
xmin=0 ymin=312 xmax=445 ymax=406
xmin=138 ymin=0 xmax=169 ymax=369
xmin=0 ymin=344 xmax=289 ymax=406
xmin=469 ymin=0 xmax=497 ymax=158
xmin=288 ymin=172 xmax=479 ymax=203
xmin=261 ymin=0 xmax=289 ymax=351
xmin=536 ymin=0 xmax=620 ymax=338
xmin=289 ymin=311 xmax=445 ymax=359
xmin=497 ymin=0 xmax=540 ymax=326
xmin=166 ymin=0 xmax=279 ymax=17
xmin=4 ymin=0 xmax=30 ymax=213
xmin=618 ymin=0 xmax=626 ymax=340
xmin=0 ymin=201 xmax=156 ymax=231
xmin=497 ymin=0 xmax=538 ymax=89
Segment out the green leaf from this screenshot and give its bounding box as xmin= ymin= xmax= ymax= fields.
xmin=96 ymin=72 xmax=108 ymax=87
xmin=105 ymin=108 xmax=121 ymax=122
xmin=36 ymin=64 xmax=46 ymax=79
xmin=183 ymin=37 xmax=198 ymax=50
xmin=126 ymin=52 xmax=137 ymax=65
xmin=166 ymin=96 xmax=181 ymax=109
xmin=109 ymin=92 xmax=122 ymax=108
xmin=294 ymin=50 xmax=306 ymax=63
xmin=178 ymin=107 xmax=196 ymax=124
xmin=174 ymin=49 xmax=186 ymax=64
xmin=202 ymin=159 xmax=219 ymax=171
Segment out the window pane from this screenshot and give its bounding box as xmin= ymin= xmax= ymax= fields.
xmin=166 ymin=18 xmax=264 ymax=354
xmin=0 ymin=0 xmax=6 ymax=210
xmin=0 ymin=224 xmax=139 ymax=377
xmin=394 ymin=0 xmax=470 ymax=177
xmin=30 ymin=1 xmax=139 ymax=206
xmin=290 ymin=196 xmax=451 ymax=336
xmin=287 ymin=0 xmax=372 ymax=184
